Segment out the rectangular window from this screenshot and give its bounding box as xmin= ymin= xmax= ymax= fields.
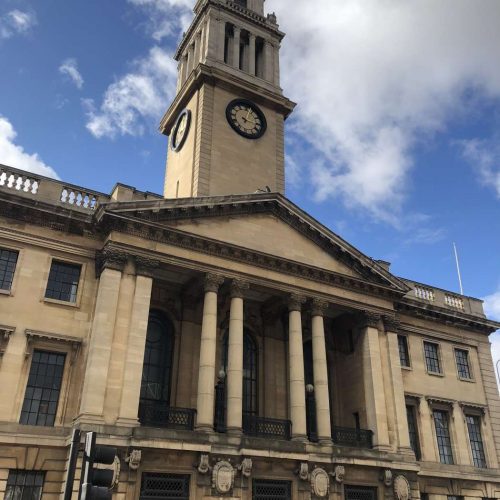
xmin=20 ymin=350 xmax=66 ymax=426
xmin=140 ymin=473 xmax=190 ymax=500
xmin=253 ymin=480 xmax=292 ymax=500
xmin=406 ymin=405 xmax=421 ymax=459
xmin=0 ymin=248 xmax=18 ymax=291
xmin=5 ymin=470 xmax=44 ymax=500
xmin=45 ymin=260 xmax=81 ymax=303
xmin=424 ymin=341 xmax=442 ymax=374
xmin=447 ymin=496 xmax=463 ymax=500
xmin=433 ymin=410 xmax=454 ymax=464
xmin=466 ymin=415 xmax=487 ymax=468
xmin=398 ymin=335 xmax=411 ymax=367
xmin=455 ymin=349 xmax=472 ymax=380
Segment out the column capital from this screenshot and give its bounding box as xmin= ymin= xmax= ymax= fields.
xmin=135 ymin=256 xmax=160 ymax=278
xmin=249 ymin=32 xmax=256 ymax=41
xmin=383 ymin=315 xmax=400 ymax=333
xmin=96 ymin=247 xmax=128 ymax=276
xmin=311 ymin=298 xmax=328 ymax=317
xmin=360 ymin=311 xmax=381 ymax=329
xmin=233 ymin=26 xmax=241 ymax=35
xmin=288 ymin=293 xmax=306 ymax=312
xmin=205 ymin=273 xmax=224 ymax=293
xmin=230 ymin=279 xmax=249 ymax=298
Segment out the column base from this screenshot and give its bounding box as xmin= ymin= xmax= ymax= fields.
xmin=226 ymin=427 xmax=243 ymax=437
xmin=373 ymin=444 xmax=393 ymax=452
xmin=398 ymin=446 xmax=416 ymax=457
xmin=73 ymin=413 xmax=105 ymax=427
xmin=318 ymin=438 xmax=333 ymax=446
xmin=115 ymin=417 xmax=141 ymax=428
xmin=292 ymin=435 xmax=308 ymax=443
xmin=196 ymin=424 xmax=215 ymax=434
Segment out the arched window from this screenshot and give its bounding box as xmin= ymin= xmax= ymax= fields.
xmin=222 ymin=329 xmax=258 ymax=416
xmin=140 ymin=310 xmax=174 ymax=405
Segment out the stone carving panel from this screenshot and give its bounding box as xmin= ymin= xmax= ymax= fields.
xmin=333 ymin=465 xmax=345 ymax=483
xmin=212 ymin=460 xmax=235 ymax=494
xmin=310 ymin=468 xmax=329 ymax=498
xmin=394 ymin=475 xmax=411 ymax=500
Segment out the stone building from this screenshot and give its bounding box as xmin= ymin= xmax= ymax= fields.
xmin=0 ymin=1 xmax=499 ymax=500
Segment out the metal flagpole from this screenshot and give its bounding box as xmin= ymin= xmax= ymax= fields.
xmin=453 ymin=242 xmax=464 ymax=296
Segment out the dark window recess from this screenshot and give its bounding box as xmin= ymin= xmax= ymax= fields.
xmin=5 ymin=470 xmax=45 ymax=500
xmin=0 ymin=248 xmax=18 ymax=291
xmin=398 ymin=335 xmax=411 ymax=367
xmin=421 ymin=494 xmax=429 ymax=500
xmin=45 ymin=261 xmax=81 ymax=303
xmin=344 ymin=485 xmax=377 ymax=500
xmin=433 ymin=410 xmax=454 ymax=464
xmin=447 ymin=496 xmax=464 ymax=500
xmin=455 ymin=349 xmax=472 ymax=379
xmin=466 ymin=415 xmax=487 ymax=468
xmin=140 ymin=473 xmax=190 ymax=500
xmin=353 ymin=412 xmax=361 ymax=430
xmin=424 ymin=341 xmax=442 ymax=374
xmin=406 ymin=405 xmax=421 ymax=459
xmin=253 ymin=480 xmax=291 ymax=500
xmin=20 ymin=350 xmax=66 ymax=426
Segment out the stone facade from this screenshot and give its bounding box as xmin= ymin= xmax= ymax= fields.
xmin=0 ymin=2 xmax=500 ymax=500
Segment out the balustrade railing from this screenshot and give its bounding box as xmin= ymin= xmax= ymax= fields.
xmin=414 ymin=285 xmax=435 ymax=302
xmin=332 ymin=426 xmax=373 ymax=448
xmin=60 ymin=187 xmax=99 ymax=210
xmin=0 ymin=167 xmax=40 ymax=194
xmin=138 ymin=402 xmax=196 ymax=430
xmin=243 ymin=415 xmax=292 ymax=440
xmin=444 ymin=294 xmax=464 ymax=310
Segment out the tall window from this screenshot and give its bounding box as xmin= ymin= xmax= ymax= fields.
xmin=424 ymin=341 xmax=442 ymax=374
xmin=0 ymin=248 xmax=18 ymax=291
xmin=20 ymin=350 xmax=66 ymax=426
xmin=5 ymin=471 xmax=44 ymax=500
xmin=455 ymin=349 xmax=472 ymax=380
xmin=398 ymin=335 xmax=410 ymax=367
xmin=433 ymin=410 xmax=454 ymax=464
xmin=466 ymin=415 xmax=487 ymax=468
xmin=140 ymin=473 xmax=190 ymax=500
xmin=45 ymin=261 xmax=81 ymax=303
xmin=223 ymin=329 xmax=258 ymax=416
xmin=406 ymin=405 xmax=421 ymax=459
xmin=140 ymin=311 xmax=174 ymax=405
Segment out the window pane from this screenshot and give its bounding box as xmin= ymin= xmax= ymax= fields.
xmin=433 ymin=410 xmax=454 ymax=464
xmin=44 ymin=261 xmax=81 ymax=303
xmin=398 ymin=335 xmax=410 ymax=367
xmin=424 ymin=342 xmax=441 ymax=374
xmin=455 ymin=349 xmax=472 ymax=379
xmin=466 ymin=415 xmax=487 ymax=468
xmin=406 ymin=405 xmax=421 ymax=459
xmin=0 ymin=248 xmax=19 ymax=291
xmin=20 ymin=350 xmax=66 ymax=427
xmin=6 ymin=471 xmax=44 ymax=500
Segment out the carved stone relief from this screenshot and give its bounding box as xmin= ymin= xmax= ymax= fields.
xmin=310 ymin=468 xmax=329 ymax=498
xmin=333 ymin=465 xmax=345 ymax=483
xmin=212 ymin=460 xmax=235 ymax=494
xmin=125 ymin=450 xmax=141 ymax=471
xmin=394 ymin=475 xmax=411 ymax=500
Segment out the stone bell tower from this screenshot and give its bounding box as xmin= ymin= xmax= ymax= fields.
xmin=160 ymin=0 xmax=296 ymax=199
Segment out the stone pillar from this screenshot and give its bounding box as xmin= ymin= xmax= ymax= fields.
xmin=79 ymin=254 xmax=126 ymax=422
xmin=217 ymin=18 xmax=226 ymax=61
xmin=116 ymin=260 xmax=155 ymax=426
xmin=187 ymin=44 xmax=195 ymax=76
xmin=311 ymin=299 xmax=332 ymax=444
xmin=452 ymin=402 xmax=472 ymax=465
xmin=361 ymin=312 xmax=390 ymax=450
xmin=419 ymin=397 xmax=438 ymax=461
xmin=200 ymin=21 xmax=207 ymax=63
xmin=233 ymin=27 xmax=241 ymax=69
xmin=288 ymin=294 xmax=307 ymax=441
xmin=248 ymin=33 xmax=256 ymax=75
xmin=264 ymin=40 xmax=273 ymax=82
xmin=196 ymin=273 xmax=224 ymax=431
xmin=226 ymin=279 xmax=249 ymax=434
xmin=383 ymin=316 xmax=412 ymax=454
xmin=273 ymin=42 xmax=280 ymax=85
xmin=180 ymin=54 xmax=188 ymax=85
xmin=194 ymin=31 xmax=202 ymax=68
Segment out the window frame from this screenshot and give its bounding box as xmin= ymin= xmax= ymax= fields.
xmin=5 ymin=470 xmax=45 ymax=500
xmin=465 ymin=412 xmax=487 ymax=468
xmin=406 ymin=403 xmax=421 ymax=460
xmin=432 ymin=408 xmax=454 ymax=464
xmin=397 ymin=334 xmax=412 ymax=369
xmin=43 ymin=257 xmax=85 ymax=307
xmin=454 ymin=347 xmax=474 ymax=382
xmin=423 ymin=340 xmax=444 ymax=376
xmin=0 ymin=245 xmax=22 ymax=296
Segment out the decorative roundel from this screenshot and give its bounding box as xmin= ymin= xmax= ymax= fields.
xmin=171 ymin=109 xmax=191 ymax=152
xmin=226 ymin=98 xmax=267 ymax=139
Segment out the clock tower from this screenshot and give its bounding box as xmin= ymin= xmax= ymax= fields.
xmin=160 ymin=0 xmax=295 ymax=198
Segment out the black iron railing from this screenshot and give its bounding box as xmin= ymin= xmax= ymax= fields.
xmin=139 ymin=402 xmax=196 ymax=430
xmin=332 ymin=426 xmax=373 ymax=448
xmin=243 ymin=415 xmax=292 ymax=440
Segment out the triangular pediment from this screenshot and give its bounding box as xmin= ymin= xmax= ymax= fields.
xmin=99 ymin=193 xmax=409 ymax=293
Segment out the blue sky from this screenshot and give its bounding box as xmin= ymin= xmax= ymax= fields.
xmin=0 ymin=1 xmax=499 ymax=343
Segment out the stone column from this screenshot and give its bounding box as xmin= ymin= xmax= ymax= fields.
xmin=226 ymin=279 xmax=249 ymax=434
xmin=248 ymin=33 xmax=256 ymax=75
xmin=233 ymin=26 xmax=241 ymax=69
xmin=116 ymin=259 xmax=156 ymax=426
xmin=419 ymin=397 xmax=438 ymax=461
xmin=187 ymin=44 xmax=195 ymax=76
xmin=288 ymin=294 xmax=307 ymax=441
xmin=264 ymin=40 xmax=273 ymax=82
xmin=194 ymin=31 xmax=202 ymax=68
xmin=383 ymin=316 xmax=412 ymax=454
xmin=79 ymin=252 xmax=126 ymax=422
xmin=452 ymin=402 xmax=472 ymax=465
xmin=361 ymin=312 xmax=390 ymax=450
xmin=273 ymin=42 xmax=280 ymax=85
xmin=196 ymin=273 xmax=224 ymax=431
xmin=311 ymin=299 xmax=332 ymax=444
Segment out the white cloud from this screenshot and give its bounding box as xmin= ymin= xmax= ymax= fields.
xmin=459 ymin=138 xmax=500 ymax=197
xmin=484 ymin=287 xmax=500 ymax=378
xmin=59 ymin=58 xmax=84 ymax=89
xmin=0 ymin=9 xmax=36 ymax=39
xmin=266 ymin=0 xmax=500 ymax=221
xmin=0 ymin=116 xmax=58 ymax=178
xmin=127 ymin=0 xmax=192 ymax=41
xmin=86 ymin=46 xmax=178 ymax=138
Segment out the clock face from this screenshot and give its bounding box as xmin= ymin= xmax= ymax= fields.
xmin=171 ymin=109 xmax=191 ymax=152
xmin=226 ymin=99 xmax=267 ymax=139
